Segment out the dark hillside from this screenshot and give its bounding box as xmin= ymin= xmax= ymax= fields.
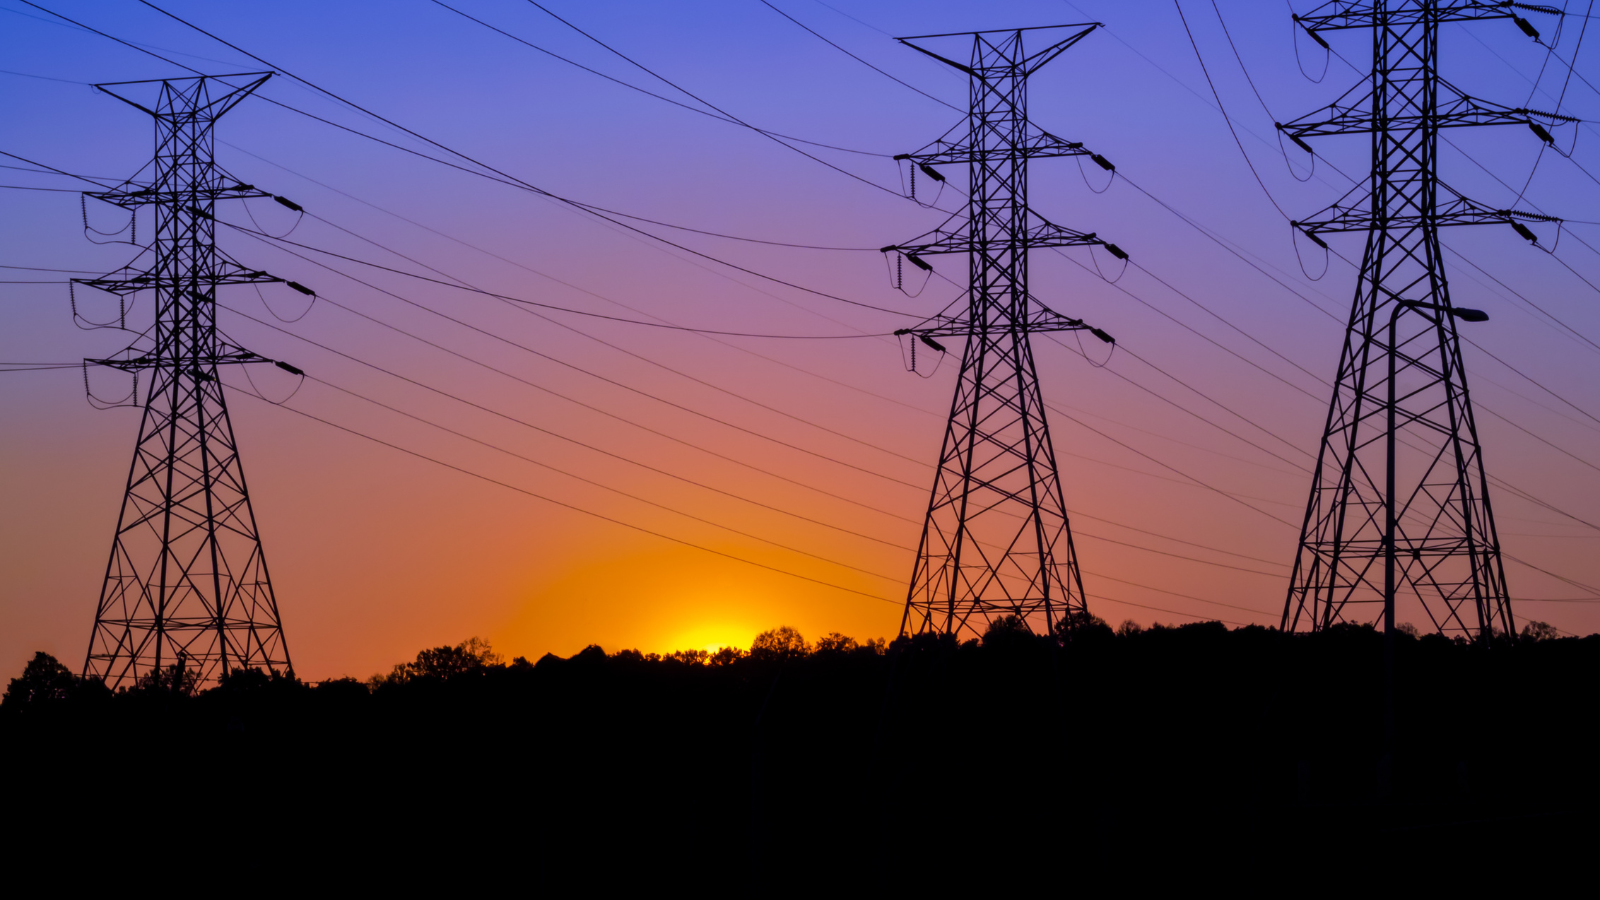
xmin=4 ymin=622 xmax=1597 ymax=887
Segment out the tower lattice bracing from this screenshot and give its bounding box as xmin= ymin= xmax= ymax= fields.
xmin=77 ymin=75 xmax=294 ymax=686
xmin=1281 ymin=2 xmax=1571 ymax=639
xmin=886 ymin=26 xmax=1119 ymax=640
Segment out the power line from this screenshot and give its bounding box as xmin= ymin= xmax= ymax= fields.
xmin=288 ymin=212 xmax=927 ymax=467
xmin=755 ymin=0 xmax=961 ymax=111
xmin=220 ymin=136 xmax=948 ymax=417
xmin=226 ymin=382 xmax=900 ymax=605
xmin=222 ymin=144 xmax=1299 ymax=573
xmin=296 ymin=373 xmax=907 ymax=581
xmin=25 ymin=1 xmax=923 ymax=316
xmin=224 ymin=236 xmax=931 ymax=492
xmin=1172 ymin=0 xmax=1294 ymax=219
xmin=228 ymin=220 xmax=907 ymax=328
xmin=513 ymin=0 xmax=906 ymax=197
xmin=427 ymin=0 xmax=896 ymax=156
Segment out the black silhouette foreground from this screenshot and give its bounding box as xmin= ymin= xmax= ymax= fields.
xmin=4 ymin=618 xmax=1596 ymax=887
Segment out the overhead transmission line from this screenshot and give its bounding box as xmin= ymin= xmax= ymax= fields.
xmin=134 ymin=0 xmax=1600 ymax=515
xmin=218 ymin=147 xmax=1297 ymax=574
xmin=753 ymin=0 xmax=962 ymax=111
xmin=219 ymin=182 xmax=1310 ymax=574
xmin=224 ymin=229 xmax=930 ymax=491
xmin=1131 ymin=8 xmax=1600 ymax=466
xmin=227 ymin=382 xmax=900 ymax=604
xmin=237 ymin=375 xmax=1274 ymax=623
xmin=99 ymin=4 xmax=1600 ymax=566
xmin=508 ymin=0 xmax=907 ymax=196
xmin=241 ymin=217 xmax=1313 ymax=544
xmin=21 ymin=1 xmax=926 ymax=324
xmin=218 ymin=138 xmax=948 ymax=419
xmin=242 ymin=209 xmax=930 ymax=467
xmin=228 ymin=221 xmax=902 ymax=334
xmin=224 ymin=286 xmax=1290 ymax=584
xmin=3 ymin=1 xmax=1569 ymax=611
xmin=14 ymin=125 xmax=1296 ymax=576
xmin=426 ymin=0 xmax=896 ymax=156
xmin=12 ymin=1 xmax=1376 ymax=608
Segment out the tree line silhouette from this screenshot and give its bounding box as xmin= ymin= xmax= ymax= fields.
xmin=4 ymin=616 xmax=1596 ymax=886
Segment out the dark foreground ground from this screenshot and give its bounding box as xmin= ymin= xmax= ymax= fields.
xmin=3 ymin=621 xmax=1597 ymax=889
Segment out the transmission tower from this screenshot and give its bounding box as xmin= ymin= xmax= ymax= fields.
xmin=1279 ymin=2 xmax=1573 ymax=640
xmin=76 ymin=74 xmax=304 ymax=686
xmin=883 ymin=25 xmax=1121 ymax=640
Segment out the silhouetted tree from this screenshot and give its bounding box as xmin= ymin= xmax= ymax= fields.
xmin=982 ymin=614 xmax=1036 ymax=650
xmin=1522 ymin=620 xmax=1561 ymax=642
xmin=813 ymin=632 xmax=859 ymax=654
xmin=1052 ymin=611 xmax=1112 ymax=644
xmin=131 ymin=658 xmax=201 ymax=697
xmin=376 ymin=636 xmax=504 ymax=685
xmin=668 ymin=649 xmax=710 ymax=666
xmin=750 ymin=626 xmax=808 ymax=661
xmin=314 ymin=676 xmax=370 ymax=697
xmin=710 ymin=646 xmax=748 ymax=666
xmin=1116 ymin=619 xmax=1144 ymax=637
xmin=212 ymin=666 xmax=305 ymax=697
xmin=1 ymin=651 xmax=77 ymax=711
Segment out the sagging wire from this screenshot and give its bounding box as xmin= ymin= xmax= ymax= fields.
xmin=897 ymin=330 xmax=948 ymax=378
xmin=1512 ymin=1 xmax=1592 ymax=203
xmin=69 ymin=281 xmax=129 ymax=330
xmin=255 ymin=280 xmax=316 ymax=324
xmin=1289 ymin=3 xmax=1329 ymax=83
xmin=82 ymin=360 xmax=138 ymax=410
xmin=1087 ymin=241 xmax=1130 ymax=284
xmin=1076 ymin=152 xmax=1115 ymax=193
xmin=1075 ymin=327 xmax=1117 ymax=369
xmin=883 ymin=248 xmax=933 ymax=297
xmin=896 ymin=156 xmax=947 ymax=209
xmin=239 ymin=358 xmax=307 ymax=405
xmin=241 ymin=193 xmax=304 ymax=239
xmin=80 ymin=193 xmax=135 ymax=244
xmin=1276 ymin=127 xmax=1317 ymax=182
xmin=1512 ymin=215 xmax=1566 ymax=254
xmin=1290 ymin=226 xmax=1330 ymax=280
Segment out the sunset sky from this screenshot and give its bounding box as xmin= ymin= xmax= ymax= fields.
xmin=4 ymin=0 xmax=1600 ymax=681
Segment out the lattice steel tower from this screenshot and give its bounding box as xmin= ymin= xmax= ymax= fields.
xmin=77 ymin=74 xmax=297 ymax=686
xmin=1279 ymin=2 xmax=1571 ymax=639
xmin=884 ymin=25 xmax=1120 ymax=639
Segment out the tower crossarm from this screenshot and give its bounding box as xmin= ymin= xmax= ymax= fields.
xmin=902 ymin=128 xmax=1095 ymax=166
xmin=74 ymin=261 xmax=284 ymax=297
xmin=1294 ymin=182 xmax=1562 ymax=236
xmin=87 ymin=347 xmax=274 ymax=372
xmin=1292 ymin=0 xmax=1553 ymax=33
xmin=86 ymin=182 xmax=271 ymax=210
xmin=887 ymin=212 xmax=1108 ymax=258
xmin=1279 ymin=81 xmax=1577 ymax=141
xmin=896 ymin=310 xmax=1110 ymax=342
